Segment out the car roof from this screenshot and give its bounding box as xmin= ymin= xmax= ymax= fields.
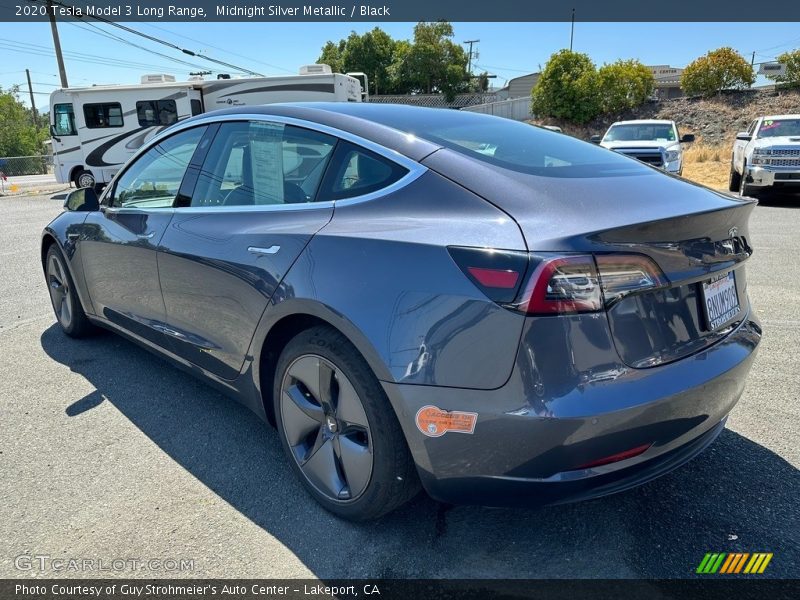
xmin=191 ymin=102 xmax=457 ymax=162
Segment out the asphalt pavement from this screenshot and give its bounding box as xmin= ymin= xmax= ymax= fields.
xmin=0 ymin=191 xmax=797 ymax=579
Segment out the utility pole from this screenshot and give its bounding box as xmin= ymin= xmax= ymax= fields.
xmin=47 ymin=0 xmax=68 ymax=88
xmin=25 ymin=69 xmax=38 ymax=127
xmin=570 ymin=9 xmax=576 ymax=51
xmin=463 ymin=39 xmax=480 ymax=75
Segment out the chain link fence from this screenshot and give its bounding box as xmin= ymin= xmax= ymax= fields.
xmin=0 ymin=155 xmax=54 ymax=177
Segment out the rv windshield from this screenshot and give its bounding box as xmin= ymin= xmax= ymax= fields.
xmin=53 ymin=103 xmax=76 ymax=136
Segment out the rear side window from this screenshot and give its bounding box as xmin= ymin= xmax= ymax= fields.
xmin=53 ymin=103 xmax=76 ymax=136
xmin=321 ymin=141 xmax=407 ymax=200
xmin=136 ymin=100 xmax=178 ymax=126
xmin=189 ymin=121 xmax=336 ymax=207
xmin=83 ymin=103 xmax=123 ymax=128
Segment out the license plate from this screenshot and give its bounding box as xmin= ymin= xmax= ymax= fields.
xmin=701 ymin=271 xmax=740 ymax=330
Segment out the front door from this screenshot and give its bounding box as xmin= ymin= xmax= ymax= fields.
xmin=80 ymin=125 xmax=207 ymax=345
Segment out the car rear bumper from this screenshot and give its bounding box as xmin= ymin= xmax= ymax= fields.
xmin=745 ymin=165 xmax=800 ymax=187
xmin=381 ymin=311 xmax=761 ymax=507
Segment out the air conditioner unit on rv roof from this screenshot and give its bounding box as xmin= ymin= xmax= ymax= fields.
xmin=141 ymin=74 xmax=176 ymax=84
xmin=299 ymin=64 xmax=332 ymax=75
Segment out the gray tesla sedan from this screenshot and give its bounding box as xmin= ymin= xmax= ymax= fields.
xmin=43 ymin=103 xmax=760 ymax=520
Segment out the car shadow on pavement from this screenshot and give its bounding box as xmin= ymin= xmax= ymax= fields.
xmin=41 ymin=324 xmax=799 ymax=579
xmin=753 ymin=190 xmax=800 ymax=208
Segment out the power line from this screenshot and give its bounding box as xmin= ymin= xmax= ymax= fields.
xmin=141 ymin=23 xmax=295 ymax=75
xmin=67 ymin=21 xmax=213 ymax=73
xmin=32 ymin=0 xmax=265 ymax=76
xmin=0 ymin=38 xmax=200 ymax=73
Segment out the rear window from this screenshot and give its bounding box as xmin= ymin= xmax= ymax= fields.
xmin=362 ymin=108 xmax=646 ymax=178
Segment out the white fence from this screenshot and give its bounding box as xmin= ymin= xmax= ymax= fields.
xmin=461 ymin=97 xmax=534 ymax=121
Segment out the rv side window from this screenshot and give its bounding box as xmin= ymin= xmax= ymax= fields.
xmin=136 ymin=100 xmax=178 ymax=127
xmin=83 ymin=103 xmax=123 ymax=128
xmin=53 ymin=103 xmax=76 ymax=136
xmin=190 ymin=100 xmax=202 ymax=116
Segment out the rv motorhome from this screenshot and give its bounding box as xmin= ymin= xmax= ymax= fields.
xmin=49 ymin=65 xmax=363 ymax=189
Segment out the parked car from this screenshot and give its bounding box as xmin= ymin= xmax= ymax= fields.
xmin=591 ymin=119 xmax=694 ymax=175
xmin=730 ymin=114 xmax=800 ymax=196
xmin=43 ymin=104 xmax=760 ymax=520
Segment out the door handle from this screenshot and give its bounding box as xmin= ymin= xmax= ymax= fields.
xmin=137 ymin=232 xmax=156 ymax=240
xmin=248 ymin=245 xmax=280 ymax=256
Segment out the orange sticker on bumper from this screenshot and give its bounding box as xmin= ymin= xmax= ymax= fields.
xmin=415 ymin=405 xmax=478 ymax=437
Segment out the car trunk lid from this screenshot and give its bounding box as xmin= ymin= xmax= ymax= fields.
xmin=423 ymin=149 xmax=757 ymax=367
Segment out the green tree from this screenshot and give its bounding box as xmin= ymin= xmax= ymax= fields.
xmin=340 ymin=28 xmax=395 ymax=95
xmin=401 ymin=21 xmax=469 ymax=100
xmin=597 ymin=59 xmax=655 ymax=113
xmin=680 ymin=47 xmax=755 ymax=98
xmin=532 ymin=50 xmax=601 ymax=123
xmin=765 ymin=49 xmax=800 ymax=88
xmin=317 ymin=40 xmax=346 ymax=74
xmin=318 ymin=21 xmax=469 ymax=100
xmin=0 ymin=86 xmax=46 ymax=157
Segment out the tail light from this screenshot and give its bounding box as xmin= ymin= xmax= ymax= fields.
xmin=516 ymin=255 xmax=602 ymax=314
xmin=595 ymin=254 xmax=668 ymax=304
xmin=448 ymin=247 xmax=528 ymax=303
xmin=450 ymin=248 xmax=667 ymax=315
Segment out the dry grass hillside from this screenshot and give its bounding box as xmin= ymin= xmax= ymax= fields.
xmin=533 ymin=88 xmax=800 ymax=190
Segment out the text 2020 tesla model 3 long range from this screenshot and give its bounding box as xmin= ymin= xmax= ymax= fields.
xmin=43 ymin=104 xmax=761 ymax=520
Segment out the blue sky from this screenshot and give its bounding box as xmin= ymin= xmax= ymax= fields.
xmin=2 ymin=21 xmax=799 ymax=108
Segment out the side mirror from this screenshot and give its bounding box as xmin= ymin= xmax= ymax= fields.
xmin=736 ymin=132 xmax=752 ymax=141
xmin=681 ymin=134 xmax=695 ymax=143
xmin=64 ymin=187 xmax=99 ymax=212
xmin=590 ymin=135 xmax=602 ymax=144
xmin=49 ymin=124 xmax=60 ymax=142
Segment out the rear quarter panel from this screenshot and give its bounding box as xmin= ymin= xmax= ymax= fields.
xmin=251 ymin=170 xmax=529 ymax=390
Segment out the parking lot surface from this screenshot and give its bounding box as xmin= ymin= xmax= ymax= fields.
xmin=1 ymin=191 xmax=798 ymax=579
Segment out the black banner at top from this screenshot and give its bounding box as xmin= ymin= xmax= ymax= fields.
xmin=5 ymin=0 xmax=800 ymax=22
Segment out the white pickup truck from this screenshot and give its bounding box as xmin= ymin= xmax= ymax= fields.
xmin=591 ymin=120 xmax=694 ymax=175
xmin=730 ymin=114 xmax=800 ymax=196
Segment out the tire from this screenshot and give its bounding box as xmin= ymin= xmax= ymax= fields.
xmin=45 ymin=245 xmax=94 ymax=338
xmin=273 ymin=325 xmax=420 ymax=521
xmin=728 ymin=160 xmax=741 ymax=192
xmin=74 ymin=169 xmax=95 ymax=189
xmin=739 ymin=160 xmax=757 ymax=198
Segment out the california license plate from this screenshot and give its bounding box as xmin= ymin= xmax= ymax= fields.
xmin=702 ymin=271 xmax=740 ymax=330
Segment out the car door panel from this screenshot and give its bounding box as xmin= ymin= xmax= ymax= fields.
xmin=79 ymin=126 xmax=207 ymax=345
xmin=81 ymin=208 xmax=174 ymax=344
xmin=158 ymin=209 xmax=332 ymax=379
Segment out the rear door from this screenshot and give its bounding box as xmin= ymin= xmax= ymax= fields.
xmin=157 ymin=119 xmax=337 ymax=379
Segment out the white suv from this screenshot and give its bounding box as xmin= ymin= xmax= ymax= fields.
xmin=592 ymin=120 xmax=694 ymax=175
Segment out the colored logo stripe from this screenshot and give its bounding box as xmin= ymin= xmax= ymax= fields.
xmin=697 ymin=552 xmax=772 ymax=574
